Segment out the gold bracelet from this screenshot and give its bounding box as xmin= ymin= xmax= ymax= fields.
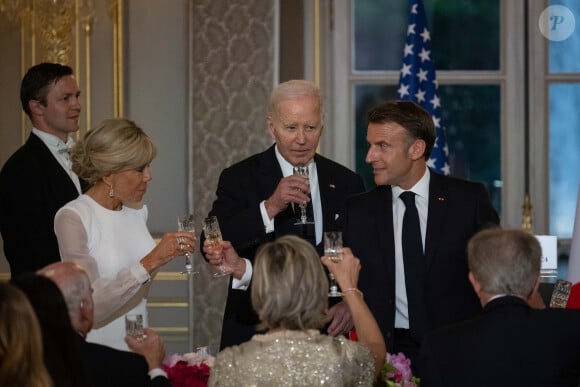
xmin=342 ymin=287 xmax=363 ymax=298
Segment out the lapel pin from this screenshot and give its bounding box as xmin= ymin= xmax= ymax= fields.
xmin=329 ymin=184 xmax=336 ymax=189
xmin=438 ymin=196 xmax=445 ymax=201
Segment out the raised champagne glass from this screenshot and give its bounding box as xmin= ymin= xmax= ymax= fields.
xmin=177 ymin=214 xmax=199 ymax=275
xmin=293 ymin=165 xmax=314 ymax=225
xmin=203 ymin=216 xmax=233 ymax=277
xmin=324 ymin=231 xmax=343 ymax=297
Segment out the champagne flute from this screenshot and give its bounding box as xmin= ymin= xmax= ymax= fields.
xmin=324 ymin=231 xmax=343 ymax=297
xmin=203 ymin=216 xmax=233 ymax=277
xmin=177 ymin=214 xmax=198 ymax=275
xmin=293 ymin=165 xmax=314 ymax=225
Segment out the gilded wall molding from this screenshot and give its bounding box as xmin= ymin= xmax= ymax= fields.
xmin=0 ymin=0 xmax=124 ymax=140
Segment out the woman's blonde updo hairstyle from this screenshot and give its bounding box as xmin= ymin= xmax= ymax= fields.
xmin=71 ymin=118 xmax=156 ymax=185
xmin=252 ymin=235 xmax=328 ymax=331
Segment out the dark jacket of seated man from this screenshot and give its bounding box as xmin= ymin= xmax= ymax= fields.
xmin=418 ymin=229 xmax=580 ymax=387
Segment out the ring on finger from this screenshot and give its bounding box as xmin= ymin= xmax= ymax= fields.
xmin=179 ymin=242 xmax=185 ymax=251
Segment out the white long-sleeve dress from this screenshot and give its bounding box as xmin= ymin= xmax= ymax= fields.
xmin=55 ymin=194 xmax=155 ymax=350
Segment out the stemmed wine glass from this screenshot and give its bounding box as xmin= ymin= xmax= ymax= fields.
xmin=177 ymin=214 xmax=199 ymax=275
xmin=203 ymin=215 xmax=233 ymax=277
xmin=324 ymin=231 xmax=343 ymax=297
xmin=293 ymin=165 xmax=314 ymax=225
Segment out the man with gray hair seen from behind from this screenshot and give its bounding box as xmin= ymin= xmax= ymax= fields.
xmin=38 ymin=262 xmax=171 ymax=387
xmin=419 ymin=228 xmax=580 ymax=387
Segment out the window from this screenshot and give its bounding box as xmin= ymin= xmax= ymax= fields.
xmin=547 ymin=0 xmax=580 ymax=238
xmin=323 ymin=0 xmax=578 ymax=243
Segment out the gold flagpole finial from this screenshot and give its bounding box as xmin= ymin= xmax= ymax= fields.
xmin=522 ymin=193 xmax=533 ymax=233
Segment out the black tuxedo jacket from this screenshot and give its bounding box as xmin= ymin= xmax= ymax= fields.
xmin=0 ymin=133 xmax=87 ymax=277
xmin=207 ymin=145 xmax=365 ymax=347
xmin=419 ymin=296 xmax=580 ymax=387
xmin=80 ymin=336 xmax=171 ymax=387
xmin=343 ymin=171 xmax=499 ymax=349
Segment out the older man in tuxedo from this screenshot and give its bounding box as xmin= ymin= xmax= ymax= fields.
xmin=38 ymin=261 xmax=171 ymax=387
xmin=419 ymin=228 xmax=580 ymax=386
xmin=343 ymin=100 xmax=500 ymax=367
xmin=0 ymin=63 xmax=88 ymax=277
xmin=204 ymin=80 xmax=365 ymax=348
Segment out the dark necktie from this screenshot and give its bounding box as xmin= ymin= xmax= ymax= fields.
xmin=300 ymin=192 xmax=316 ymax=246
xmin=400 ymin=191 xmax=427 ymax=342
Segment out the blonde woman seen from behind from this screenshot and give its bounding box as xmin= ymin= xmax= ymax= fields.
xmin=208 ymin=235 xmax=385 ymax=386
xmin=0 ymin=282 xmax=52 ymax=387
xmin=54 ymin=118 xmax=196 ymax=350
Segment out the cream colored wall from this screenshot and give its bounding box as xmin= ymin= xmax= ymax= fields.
xmin=124 ymin=0 xmax=191 ymax=354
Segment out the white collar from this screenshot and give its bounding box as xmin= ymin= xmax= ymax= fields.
xmin=392 ymin=167 xmax=430 ymax=200
xmin=32 ymin=128 xmax=74 ymax=151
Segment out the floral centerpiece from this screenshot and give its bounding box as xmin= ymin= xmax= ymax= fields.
xmin=163 ymin=349 xmax=215 ymax=387
xmin=377 ymin=352 xmax=420 ymax=387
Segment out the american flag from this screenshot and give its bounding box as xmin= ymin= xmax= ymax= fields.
xmin=397 ymin=0 xmax=450 ymax=175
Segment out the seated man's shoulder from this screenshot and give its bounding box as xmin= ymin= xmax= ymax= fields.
xmin=539 ymin=307 xmax=580 ymax=322
xmin=82 ymin=340 xmax=146 ymax=365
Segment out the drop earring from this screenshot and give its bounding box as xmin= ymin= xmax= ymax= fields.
xmin=109 ymin=185 xmax=114 ymax=198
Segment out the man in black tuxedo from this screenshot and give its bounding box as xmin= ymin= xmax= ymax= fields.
xmin=343 ymin=100 xmax=499 ymax=367
xmin=419 ymin=228 xmax=580 ymax=386
xmin=39 ymin=261 xmax=171 ymax=387
xmin=0 ymin=63 xmax=88 ymax=277
xmin=204 ymin=80 xmax=365 ymax=348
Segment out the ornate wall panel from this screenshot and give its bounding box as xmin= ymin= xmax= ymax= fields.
xmin=190 ymin=0 xmax=275 ymax=353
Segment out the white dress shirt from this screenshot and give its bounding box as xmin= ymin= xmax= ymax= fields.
xmin=233 ymin=145 xmax=322 ymax=290
xmin=32 ymin=128 xmax=82 ymax=194
xmin=392 ymin=167 xmax=430 ymax=329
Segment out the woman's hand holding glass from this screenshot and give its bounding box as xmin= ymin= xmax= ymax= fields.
xmin=321 ymin=247 xmax=361 ymax=296
xmin=141 ymin=231 xmax=196 ymax=273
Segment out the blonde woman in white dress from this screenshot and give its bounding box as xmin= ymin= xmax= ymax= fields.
xmin=55 ymin=118 xmax=195 ymax=350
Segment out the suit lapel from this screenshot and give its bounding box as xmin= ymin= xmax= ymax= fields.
xmin=257 ymin=145 xmax=282 ymax=197
xmin=258 ymin=146 xmax=295 ymax=232
xmin=314 ymin=155 xmax=337 ymax=231
xmin=425 ymin=172 xmax=448 ymax=270
xmin=27 ymin=134 xmax=79 ymax=199
xmin=376 ymin=186 xmax=395 ymax=269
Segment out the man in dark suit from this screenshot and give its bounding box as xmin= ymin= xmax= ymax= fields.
xmin=0 ymin=63 xmax=87 ymax=277
xmin=419 ymin=228 xmax=580 ymax=387
xmin=39 ymin=261 xmax=171 ymax=387
xmin=204 ymin=80 xmax=365 ymax=348
xmin=343 ymin=100 xmax=499 ymax=367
